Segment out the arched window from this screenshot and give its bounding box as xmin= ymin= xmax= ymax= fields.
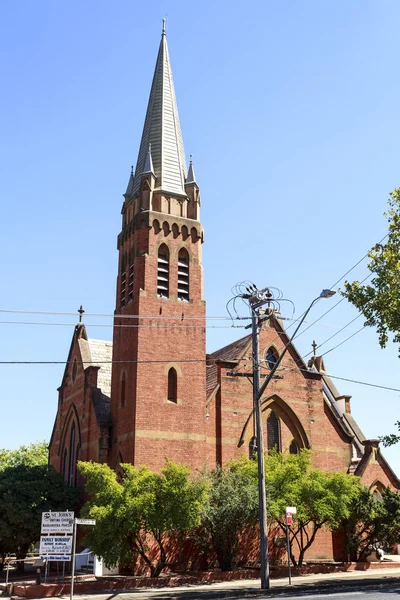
xmin=128 ymin=247 xmax=134 ymax=302
xmin=168 ymin=368 xmax=177 ymax=402
xmin=68 ymin=422 xmax=76 ymax=487
xmin=289 ymin=439 xmax=299 ymax=455
xmin=121 ymin=372 xmax=126 ymax=408
xmin=266 ymin=347 xmax=279 ymax=370
xmin=157 ymin=245 xmax=169 ymax=298
xmin=62 ymin=449 xmax=68 ymax=482
xmin=267 ymin=411 xmax=281 ymax=452
xmin=178 ymin=248 xmax=189 ymax=302
xmin=120 ymin=253 xmax=127 ymax=307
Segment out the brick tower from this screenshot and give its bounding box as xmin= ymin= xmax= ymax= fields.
xmin=109 ymin=23 xmax=207 ymax=472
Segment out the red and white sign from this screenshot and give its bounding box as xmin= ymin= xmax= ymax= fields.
xmin=286 ymin=512 xmax=293 ymax=525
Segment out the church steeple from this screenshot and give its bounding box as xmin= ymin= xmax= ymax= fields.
xmin=131 ymin=22 xmax=187 ymax=198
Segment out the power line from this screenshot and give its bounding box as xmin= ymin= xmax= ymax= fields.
xmin=0 ymin=357 xmax=398 ymax=394
xmin=0 ymin=320 xmax=245 ymax=330
xmin=0 ymin=308 xmax=244 ymax=321
xmin=303 ymin=314 xmax=363 ymax=357
xmin=319 ymin=325 xmax=366 ymax=357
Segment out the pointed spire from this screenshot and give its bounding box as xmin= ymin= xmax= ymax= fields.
xmin=125 ymin=166 xmax=135 ymax=196
xmin=142 ymin=144 xmax=155 ymax=176
xmin=186 ymin=154 xmax=197 ymax=185
xmin=132 ymin=24 xmax=187 ymax=197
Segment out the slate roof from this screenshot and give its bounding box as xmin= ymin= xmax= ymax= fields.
xmin=78 ymin=336 xmax=113 ymax=427
xmin=132 ymin=30 xmax=187 ymax=197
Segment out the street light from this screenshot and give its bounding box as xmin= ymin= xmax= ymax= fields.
xmin=251 ymin=288 xmax=336 ymax=590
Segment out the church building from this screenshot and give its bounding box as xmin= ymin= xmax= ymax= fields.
xmin=49 ymin=24 xmax=399 ymax=562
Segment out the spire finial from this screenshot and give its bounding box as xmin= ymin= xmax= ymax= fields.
xmin=130 ymin=165 xmax=134 ymax=175
xmin=189 ymin=154 xmax=193 ymax=164
xmin=312 ymin=340 xmax=317 ymax=356
xmin=78 ymin=305 xmax=85 ymax=324
xmin=162 ymin=17 xmax=166 ymax=36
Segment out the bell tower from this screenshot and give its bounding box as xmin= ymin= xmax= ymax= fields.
xmin=110 ymin=23 xmax=207 ymax=471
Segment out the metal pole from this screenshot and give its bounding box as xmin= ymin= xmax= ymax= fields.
xmin=5 ymin=558 xmax=10 ymax=586
xmin=70 ymin=520 xmax=77 ymax=600
xmin=44 ymin=559 xmax=48 ymax=583
xmin=62 ymin=560 xmax=65 ymax=584
xmin=286 ymin=518 xmax=292 ymax=585
xmin=252 ymin=308 xmax=270 ymax=590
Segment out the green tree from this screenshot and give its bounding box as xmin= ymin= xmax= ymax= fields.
xmin=342 ymin=486 xmax=400 ymax=561
xmin=78 ymin=460 xmax=207 ymax=577
xmin=263 ymin=451 xmax=361 ymax=567
xmin=341 ymin=189 xmax=400 ymax=445
xmin=0 ymin=441 xmax=48 ymax=470
xmin=0 ymin=462 xmax=78 ymax=571
xmin=200 ymin=462 xmax=259 ymax=571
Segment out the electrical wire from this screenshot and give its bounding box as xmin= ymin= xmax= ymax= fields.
xmin=303 ymin=313 xmax=363 ymax=357
xmin=0 ymin=320 xmax=245 ymax=330
xmin=0 ymin=308 xmax=246 ymax=321
xmin=319 ymin=326 xmax=366 ymax=357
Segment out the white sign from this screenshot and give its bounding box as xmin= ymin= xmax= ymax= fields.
xmin=286 ymin=506 xmax=297 ymax=514
xmin=75 ymin=518 xmax=96 ymax=526
xmin=41 ymin=511 xmax=74 ymax=534
xmin=40 ymin=536 xmax=73 ymax=555
xmin=41 ymin=555 xmax=71 ymax=562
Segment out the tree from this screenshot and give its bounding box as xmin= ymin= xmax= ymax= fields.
xmin=78 ymin=460 xmax=207 ymax=577
xmin=263 ymin=451 xmax=361 ymax=566
xmin=341 ymin=189 xmax=400 ymax=444
xmin=342 ymin=486 xmax=400 ymax=561
xmin=200 ymin=462 xmax=259 ymax=571
xmin=0 ymin=460 xmax=78 ymax=571
xmin=0 ymin=441 xmax=48 ymax=470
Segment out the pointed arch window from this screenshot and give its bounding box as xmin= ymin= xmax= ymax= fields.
xmin=168 ymin=368 xmax=177 ymax=402
xmin=289 ymin=439 xmax=299 ymax=455
xmin=75 ymin=445 xmax=80 ymax=487
xmin=267 ymin=411 xmax=281 ymax=452
xmin=120 ymin=253 xmax=127 ymax=307
xmin=62 ymin=449 xmax=68 ymax=482
xmin=266 ymin=347 xmax=279 ymax=370
xmin=157 ymin=245 xmax=169 ymax=298
xmin=68 ymin=422 xmax=76 ymax=487
xmin=178 ymin=248 xmax=189 ymax=302
xmin=121 ymin=372 xmax=126 ymax=408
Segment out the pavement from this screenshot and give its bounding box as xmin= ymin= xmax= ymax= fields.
xmin=49 ymin=567 xmax=400 ymax=600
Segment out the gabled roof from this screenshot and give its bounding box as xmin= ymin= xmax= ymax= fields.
xmin=206 ymin=334 xmax=252 ymax=400
xmin=132 ymin=29 xmax=187 ymax=197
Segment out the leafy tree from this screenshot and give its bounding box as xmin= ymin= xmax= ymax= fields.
xmin=0 ymin=441 xmax=48 ymax=470
xmin=0 ymin=462 xmax=78 ymax=571
xmin=262 ymin=451 xmax=360 ymax=567
xmin=342 ymin=486 xmax=400 ymax=561
xmin=78 ymin=460 xmax=207 ymax=577
xmin=341 ymin=189 xmax=400 ymax=444
xmin=200 ymin=462 xmax=259 ymax=571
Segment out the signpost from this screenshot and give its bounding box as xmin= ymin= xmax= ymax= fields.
xmin=40 ymin=511 xmax=74 ymax=582
xmin=70 ymin=517 xmax=96 ymax=600
xmin=286 ymin=506 xmax=296 ymax=585
xmin=40 ymin=536 xmax=73 ymax=556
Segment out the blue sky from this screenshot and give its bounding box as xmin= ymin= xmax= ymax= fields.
xmin=1 ymin=0 xmax=399 ymax=474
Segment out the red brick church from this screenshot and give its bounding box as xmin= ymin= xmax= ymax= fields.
xmin=49 ymin=25 xmax=399 ymax=561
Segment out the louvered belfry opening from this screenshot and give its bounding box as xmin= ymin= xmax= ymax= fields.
xmin=267 ymin=411 xmax=281 ymax=452
xmin=157 ymin=245 xmax=169 ymax=298
xmin=120 ymin=253 xmax=127 ymax=307
xmin=178 ymin=248 xmax=189 ymax=301
xmin=128 ymin=248 xmax=134 ymax=302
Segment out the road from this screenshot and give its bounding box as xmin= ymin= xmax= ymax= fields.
xmin=58 ymin=577 xmax=400 ymax=600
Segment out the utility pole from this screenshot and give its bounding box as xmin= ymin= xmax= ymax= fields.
xmin=237 ymin=284 xmax=336 ymax=591
xmin=251 ymin=301 xmax=269 ymax=589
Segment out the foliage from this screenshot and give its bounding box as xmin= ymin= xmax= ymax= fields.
xmin=341 ymin=189 xmax=400 ymax=443
xmin=342 ymin=486 xmax=400 ymax=561
xmin=200 ymin=460 xmax=259 ymax=571
xmin=380 ymin=421 xmax=400 ymax=448
xmin=0 ymin=461 xmax=78 ymax=570
xmin=247 ymin=450 xmax=361 ymax=567
xmin=78 ymin=459 xmax=207 ymax=577
xmin=0 ymin=441 xmax=48 ymax=470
